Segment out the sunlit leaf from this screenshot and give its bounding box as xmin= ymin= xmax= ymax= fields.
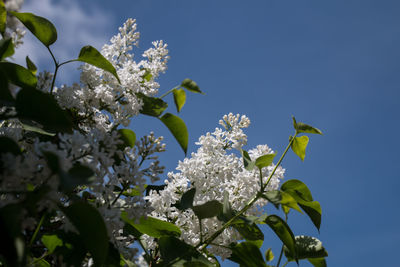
xmin=25 ymin=56 xmax=37 ymax=75
xmin=292 ymin=116 xmax=323 ymax=135
xmin=77 ymin=45 xmax=120 ymax=83
xmin=10 ymin=11 xmax=57 ymax=46
xmin=255 ymin=153 xmax=276 ymax=170
xmin=0 ymin=38 xmax=14 ymax=60
xmin=121 ymin=212 xmax=181 ymax=238
xmin=265 ymin=248 xmax=274 ymax=262
xmin=0 ymin=62 xmax=37 ymax=88
xmin=291 ymin=135 xmax=309 ymax=161
xmin=173 ymin=88 xmax=186 ymax=112
xmin=136 ymin=92 xmax=168 ymax=117
xmin=0 ymin=1 xmax=6 ymax=35
xmin=41 ymin=234 xmax=63 ymax=254
xmin=64 ymin=203 xmax=109 ymax=266
xmin=192 ymin=200 xmax=223 ymax=220
xmin=262 ymin=190 xmax=302 ymax=213
xmin=265 ymin=215 xmax=297 ymax=263
xmin=160 ymin=113 xmax=188 ymax=154
xmin=181 ymin=78 xmax=204 ymax=94
xmin=117 ymin=129 xmax=136 ymax=148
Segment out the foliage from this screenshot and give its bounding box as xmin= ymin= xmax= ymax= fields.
xmin=0 ymin=2 xmax=327 ymax=266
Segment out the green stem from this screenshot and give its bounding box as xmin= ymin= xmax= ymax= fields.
xmin=47 ymin=46 xmax=58 ymax=94
xmin=29 ymin=214 xmax=45 ymax=246
xmin=159 ymin=86 xmax=179 ymax=99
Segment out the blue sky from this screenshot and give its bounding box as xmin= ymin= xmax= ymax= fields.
xmin=19 ymin=0 xmax=400 ymax=266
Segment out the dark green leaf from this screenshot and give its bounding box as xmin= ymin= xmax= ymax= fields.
xmin=33 ymin=258 xmax=50 ymax=267
xmin=160 ymin=113 xmax=188 ymax=155
xmin=41 ymin=234 xmax=63 ymax=254
xmin=0 ymin=62 xmax=37 ymax=88
xmin=281 ymin=179 xmax=313 ymax=202
xmin=192 ymin=200 xmax=223 ymax=220
xmin=308 ymin=257 xmax=327 ymax=267
xmin=61 ymin=163 xmax=95 ymax=192
xmin=0 ymin=71 xmax=14 ymax=104
xmin=299 ymin=202 xmax=322 ymax=231
xmin=291 ymin=136 xmax=309 ymax=161
xmin=25 ymin=56 xmax=37 ymax=75
xmin=265 ymin=248 xmax=274 ymax=262
xmin=104 ymin=242 xmax=122 ymax=267
xmin=121 ymin=212 xmax=181 ymax=238
xmin=10 ymin=12 xmax=57 ymax=46
xmin=0 ymin=136 xmax=21 ymax=155
xmin=221 ymin=191 xmax=235 ymax=221
xmin=42 ymin=151 xmax=60 ymax=173
xmin=117 ymin=129 xmax=136 ymax=149
xmin=175 ymin=188 xmax=196 ymax=211
xmin=0 ymin=1 xmax=6 ymax=35
xmin=265 ymin=215 xmax=297 ymax=262
xmin=229 ymin=241 xmax=267 ymax=267
xmin=284 ymin=236 xmax=328 ymax=261
xmin=136 ymin=92 xmax=168 ymax=117
xmin=181 ymin=78 xmax=204 ymax=94
xmin=232 ymin=216 xmax=264 ymax=241
xmin=77 ymin=45 xmax=120 ymax=83
xmin=0 ymin=38 xmax=14 ymax=60
xmin=64 ymin=202 xmax=109 ymax=266
xmin=262 ymin=190 xmax=302 ymax=213
xmin=16 ymin=88 xmax=73 ymax=133
xmin=241 ymin=149 xmax=255 ymax=171
xmin=255 ymin=153 xmax=276 ymax=170
xmin=292 ymin=116 xmax=323 ymax=135
xmin=173 ymin=88 xmax=186 ymax=112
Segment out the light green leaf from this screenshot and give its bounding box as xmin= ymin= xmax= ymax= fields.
xmin=136 ymin=92 xmax=168 ymax=117
xmin=77 ymin=45 xmax=120 ymax=83
xmin=16 ymin=88 xmax=73 ymax=133
xmin=292 ymin=116 xmax=323 ymax=135
xmin=284 ymin=236 xmax=328 ymax=261
xmin=10 ymin=12 xmax=57 ymax=46
xmin=25 ymin=56 xmax=37 ymax=75
xmin=173 ymin=88 xmax=186 ymax=112
xmin=181 ymin=78 xmax=204 ymax=94
xmin=160 ymin=113 xmax=188 ymax=155
xmin=281 ymin=179 xmax=313 ymax=202
xmin=308 ymin=257 xmax=327 ymax=267
xmin=117 ymin=129 xmax=136 ymax=148
xmin=64 ymin=203 xmax=109 ymax=266
xmin=0 ymin=1 xmax=6 ymax=35
xmin=262 ymin=190 xmax=302 ymax=213
xmin=265 ymin=248 xmax=274 ymax=262
xmin=291 ymin=135 xmax=309 ymax=161
xmin=0 ymin=38 xmax=14 ymax=60
xmin=192 ymin=200 xmax=223 ymax=220
xmin=241 ymin=149 xmax=255 ymax=171
xmin=255 ymin=153 xmax=276 ymax=170
xmin=121 ymin=212 xmax=181 ymax=238
xmin=0 ymin=62 xmax=37 ymax=88
xmin=21 ymin=122 xmax=56 ymax=136
xmin=265 ymin=215 xmax=297 ymax=263
xmin=41 ymin=234 xmax=63 ymax=254
xmin=229 ymin=241 xmax=267 ymax=267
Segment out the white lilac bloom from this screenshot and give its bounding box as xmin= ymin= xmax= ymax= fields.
xmin=146 ymin=113 xmax=285 ymax=259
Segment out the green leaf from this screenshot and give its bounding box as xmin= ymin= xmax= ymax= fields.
xmin=291 ymin=135 xmax=309 ymax=161
xmin=117 ymin=129 xmax=136 ymax=148
xmin=77 ymin=45 xmax=120 ymax=83
xmin=0 ymin=136 xmax=21 ymax=155
xmin=16 ymin=88 xmax=73 ymax=133
xmin=308 ymin=257 xmax=327 ymax=267
xmin=0 ymin=1 xmax=6 ymax=35
xmin=21 ymin=122 xmax=56 ymax=136
xmin=41 ymin=234 xmax=63 ymax=254
xmin=174 ymin=188 xmax=196 ymax=211
xmin=241 ymin=149 xmax=255 ymax=171
xmin=0 ymin=38 xmax=14 ymax=60
xmin=25 ymin=56 xmax=37 ymax=75
xmin=231 ymin=216 xmax=264 ymax=241
xmin=0 ymin=62 xmax=37 ymax=88
xmin=292 ymin=116 xmax=323 ymax=135
xmin=262 ymin=190 xmax=302 ymax=213
xmin=173 ymin=88 xmax=186 ymax=112
xmin=192 ymin=200 xmax=223 ymax=220
xmin=61 ymin=163 xmax=95 ymax=192
xmin=265 ymin=215 xmax=297 ymax=263
xmin=255 ymin=153 xmax=276 ymax=170
xmin=121 ymin=212 xmax=181 ymax=238
xmin=160 ymin=113 xmax=188 ymax=155
xmin=64 ymin=202 xmax=109 ymax=266
xmin=281 ymin=179 xmax=322 ymax=230
xmin=229 ymin=241 xmax=267 ymax=267
xmin=0 ymin=71 xmax=14 ymax=104
xmin=136 ymin=92 xmax=168 ymax=117
xmin=284 ymin=236 xmax=328 ymax=261
xmin=220 ymin=191 xmax=235 ymax=221
xmin=181 ymin=78 xmax=204 ymax=94
xmin=33 ymin=258 xmax=50 ymax=267
xmin=265 ymin=248 xmax=274 ymax=262
xmin=10 ymin=12 xmax=57 ymax=46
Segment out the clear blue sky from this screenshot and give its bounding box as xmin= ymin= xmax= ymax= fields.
xmin=20 ymin=0 xmax=400 ymax=266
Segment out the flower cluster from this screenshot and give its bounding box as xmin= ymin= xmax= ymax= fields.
xmin=146 ymin=113 xmax=285 ymax=259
